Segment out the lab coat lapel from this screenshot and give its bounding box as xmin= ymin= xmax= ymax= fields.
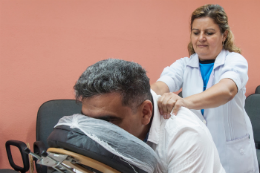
xmin=185 ymin=54 xmax=205 ymax=121
xmin=187 ymin=53 xmax=200 ymax=68
xmin=206 ymin=50 xmax=226 ymax=89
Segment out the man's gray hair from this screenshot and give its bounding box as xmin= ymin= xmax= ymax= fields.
xmin=74 ymin=59 xmax=152 ymax=111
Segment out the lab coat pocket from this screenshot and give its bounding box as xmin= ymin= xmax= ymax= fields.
xmin=226 ymin=134 xmax=254 ymax=173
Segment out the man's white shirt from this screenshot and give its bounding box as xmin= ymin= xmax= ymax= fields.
xmin=147 ymin=90 xmax=226 ymax=173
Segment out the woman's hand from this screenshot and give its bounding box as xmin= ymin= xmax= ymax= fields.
xmin=158 ymin=92 xmax=192 ymax=119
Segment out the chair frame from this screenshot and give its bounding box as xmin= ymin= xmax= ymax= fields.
xmin=47 ymin=148 xmax=120 ymax=173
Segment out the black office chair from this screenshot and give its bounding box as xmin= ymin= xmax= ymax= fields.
xmin=245 ymin=93 xmax=260 ymax=169
xmin=34 ymin=99 xmax=82 ymax=173
xmin=36 ymin=100 xmax=82 ymax=148
xmin=256 ymin=85 xmax=260 ymax=94
xmin=2 ymin=99 xmax=81 ymax=173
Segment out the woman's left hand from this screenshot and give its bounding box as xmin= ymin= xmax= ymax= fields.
xmin=158 ymin=92 xmax=192 ymax=119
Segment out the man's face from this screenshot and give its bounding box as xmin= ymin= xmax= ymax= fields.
xmin=81 ymin=92 xmax=146 ymax=139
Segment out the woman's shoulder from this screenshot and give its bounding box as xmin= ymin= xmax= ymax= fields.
xmin=224 ymin=50 xmax=247 ymax=64
xmin=176 ymin=55 xmax=192 ymax=61
xmin=225 ymin=50 xmax=246 ymax=60
xmin=177 ymin=54 xmax=197 ymax=63
xmin=168 ymin=56 xmax=192 ymax=67
xmin=178 ymin=53 xmax=199 ymax=67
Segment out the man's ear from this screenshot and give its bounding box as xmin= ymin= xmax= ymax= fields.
xmin=140 ymin=100 xmax=153 ymax=125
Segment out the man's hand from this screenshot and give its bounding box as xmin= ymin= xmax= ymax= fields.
xmin=158 ymin=92 xmax=192 ymax=119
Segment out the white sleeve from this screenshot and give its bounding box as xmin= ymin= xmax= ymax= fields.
xmin=166 ymin=124 xmax=224 ymax=173
xmin=219 ymin=53 xmax=248 ymax=90
xmin=157 ymin=57 xmax=187 ymax=92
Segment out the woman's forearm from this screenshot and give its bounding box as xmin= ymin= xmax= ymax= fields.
xmin=184 ymin=78 xmax=238 ymax=110
xmin=151 ymin=81 xmax=170 ymax=95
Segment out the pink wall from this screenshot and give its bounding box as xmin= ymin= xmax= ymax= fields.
xmin=1 ymin=0 xmax=259 ymax=169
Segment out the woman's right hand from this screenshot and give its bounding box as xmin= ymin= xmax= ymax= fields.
xmin=158 ymin=92 xmax=191 ymax=119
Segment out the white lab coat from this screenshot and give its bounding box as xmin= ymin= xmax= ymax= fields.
xmin=157 ymin=49 xmax=259 ymax=173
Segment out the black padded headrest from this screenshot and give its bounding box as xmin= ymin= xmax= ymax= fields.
xmin=48 ymin=125 xmax=148 ymax=173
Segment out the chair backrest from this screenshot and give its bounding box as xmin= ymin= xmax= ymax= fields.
xmin=245 ymin=94 xmax=260 ymax=145
xmin=36 ymin=100 xmax=82 ymax=148
xmin=256 ymin=85 xmax=260 ymax=94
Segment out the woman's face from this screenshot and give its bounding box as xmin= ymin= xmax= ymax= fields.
xmin=191 ymin=17 xmax=227 ymax=60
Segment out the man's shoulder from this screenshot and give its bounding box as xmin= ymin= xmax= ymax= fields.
xmin=154 ymin=107 xmax=225 ymax=173
xmin=164 ymin=107 xmax=208 ymax=139
xmin=163 ymin=108 xmax=218 ymax=164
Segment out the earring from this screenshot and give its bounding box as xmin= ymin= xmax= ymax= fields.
xmin=222 ymin=41 xmax=225 ymax=47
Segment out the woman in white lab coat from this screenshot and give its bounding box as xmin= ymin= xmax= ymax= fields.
xmin=151 ymin=4 xmax=259 ymax=173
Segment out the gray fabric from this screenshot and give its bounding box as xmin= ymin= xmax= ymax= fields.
xmin=245 ymin=94 xmax=260 ymax=144
xmin=36 ymin=100 xmax=82 ymax=147
xmin=256 ymin=85 xmax=260 ymax=94
xmin=178 ymin=91 xmax=182 ymax=97
xmin=256 ymin=149 xmax=260 ymax=172
xmin=0 ymin=170 xmax=18 ymax=173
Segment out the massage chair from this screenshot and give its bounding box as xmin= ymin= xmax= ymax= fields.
xmin=4 ymin=100 xmax=158 ymax=173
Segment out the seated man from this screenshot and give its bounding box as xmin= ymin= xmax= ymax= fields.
xmin=74 ymin=59 xmax=225 ymax=173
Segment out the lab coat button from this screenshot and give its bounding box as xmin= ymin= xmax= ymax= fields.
xmin=240 ymin=149 xmax=244 ymax=155
xmin=203 ymin=120 xmax=206 ymax=124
